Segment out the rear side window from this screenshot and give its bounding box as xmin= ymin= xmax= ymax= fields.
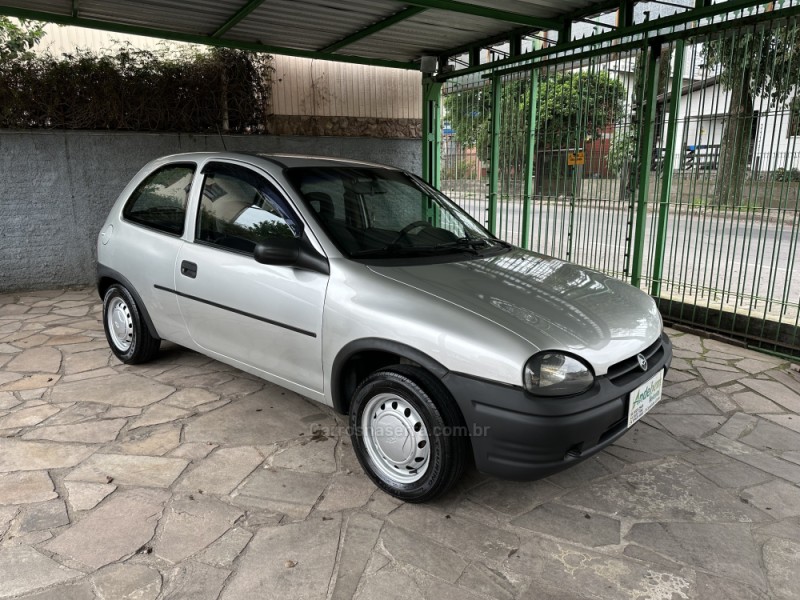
xmin=122 ymin=164 xmax=196 ymax=235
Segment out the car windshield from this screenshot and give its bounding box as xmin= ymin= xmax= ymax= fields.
xmin=286 ymin=166 xmax=509 ymax=260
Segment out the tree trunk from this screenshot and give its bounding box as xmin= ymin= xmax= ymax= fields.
xmin=716 ymin=69 xmax=754 ymax=206
xmin=221 ymin=67 xmax=230 ymax=133
xmin=619 ymin=159 xmax=630 ymax=203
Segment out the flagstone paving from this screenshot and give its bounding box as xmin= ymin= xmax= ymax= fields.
xmin=0 ymin=287 xmax=799 ymax=599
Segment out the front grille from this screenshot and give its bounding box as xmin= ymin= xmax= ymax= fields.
xmin=606 ymin=336 xmax=664 ymax=386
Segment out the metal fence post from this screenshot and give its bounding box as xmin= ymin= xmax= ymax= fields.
xmin=630 ymin=42 xmax=661 ymax=288
xmin=651 ymin=40 xmax=684 ymax=297
xmin=521 ymin=67 xmax=539 ymax=249
xmin=488 ymin=75 xmax=502 ymax=234
xmin=421 ymin=79 xmax=443 ymax=187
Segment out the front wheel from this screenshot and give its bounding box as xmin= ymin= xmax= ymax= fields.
xmin=102 ymin=284 xmax=160 ymax=364
xmin=349 ymin=365 xmax=469 ymax=502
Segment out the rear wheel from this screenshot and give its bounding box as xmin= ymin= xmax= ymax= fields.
xmin=102 ymin=284 xmax=160 ymax=364
xmin=349 ymin=365 xmax=469 ymax=502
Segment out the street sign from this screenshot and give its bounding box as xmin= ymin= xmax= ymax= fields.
xmin=567 ymin=151 xmax=585 ymax=166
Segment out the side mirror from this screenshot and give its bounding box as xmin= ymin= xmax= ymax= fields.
xmin=254 ymin=237 xmax=299 ymax=266
xmin=254 ymin=237 xmax=329 ymax=275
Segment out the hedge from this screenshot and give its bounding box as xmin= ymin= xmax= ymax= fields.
xmin=0 ymin=45 xmax=272 ymax=133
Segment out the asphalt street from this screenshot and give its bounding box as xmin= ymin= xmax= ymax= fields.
xmin=454 ymin=196 xmax=800 ymax=322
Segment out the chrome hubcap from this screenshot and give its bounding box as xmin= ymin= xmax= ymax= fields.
xmin=107 ymin=297 xmax=133 ymax=351
xmin=361 ymin=392 xmax=430 ymax=484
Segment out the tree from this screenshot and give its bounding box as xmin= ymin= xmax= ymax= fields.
xmin=0 ymin=17 xmax=45 ymax=61
xmin=444 ymin=70 xmax=626 ymax=180
xmin=607 ymin=49 xmax=651 ymax=202
xmin=703 ymin=21 xmax=800 ymax=206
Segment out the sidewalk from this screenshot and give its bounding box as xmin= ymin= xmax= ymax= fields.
xmin=0 ymin=288 xmax=799 ymax=599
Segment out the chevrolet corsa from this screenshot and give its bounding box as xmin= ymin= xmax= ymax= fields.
xmin=97 ymin=152 xmax=672 ymax=502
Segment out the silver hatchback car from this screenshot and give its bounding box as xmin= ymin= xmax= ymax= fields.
xmin=97 ymin=152 xmax=671 ymax=502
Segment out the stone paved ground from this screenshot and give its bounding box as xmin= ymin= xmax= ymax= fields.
xmin=1 ymin=288 xmax=800 ymax=599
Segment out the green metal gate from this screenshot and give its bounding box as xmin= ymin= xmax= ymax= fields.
xmin=435 ymin=4 xmax=800 ymax=358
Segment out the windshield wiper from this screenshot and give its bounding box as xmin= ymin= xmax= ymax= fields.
xmin=349 ymin=245 xmax=417 ymax=258
xmin=434 ymin=237 xmax=511 ymax=252
xmin=350 ymin=237 xmax=511 ymax=259
xmin=351 ymin=243 xmax=478 ymax=258
xmin=437 ymin=237 xmax=488 ymax=249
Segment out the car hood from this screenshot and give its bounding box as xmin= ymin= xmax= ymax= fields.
xmin=367 ymin=248 xmax=662 ymax=373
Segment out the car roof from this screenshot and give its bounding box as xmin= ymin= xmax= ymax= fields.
xmin=154 ymin=151 xmax=400 ymax=172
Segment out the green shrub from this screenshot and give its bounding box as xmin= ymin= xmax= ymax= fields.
xmin=0 ymin=44 xmax=272 ymax=133
xmin=441 ymin=160 xmax=474 ymax=180
xmin=774 ymin=167 xmax=800 ymax=182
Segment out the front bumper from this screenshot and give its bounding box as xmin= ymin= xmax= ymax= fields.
xmin=443 ymin=333 xmax=672 ymax=480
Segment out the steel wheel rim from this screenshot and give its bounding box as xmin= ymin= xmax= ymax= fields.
xmin=107 ymin=297 xmax=133 ymax=351
xmin=361 ymin=392 xmax=430 ymax=484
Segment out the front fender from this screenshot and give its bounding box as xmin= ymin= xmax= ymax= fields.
xmin=330 ymin=338 xmax=449 ymax=413
xmin=321 ymin=259 xmax=537 ymax=408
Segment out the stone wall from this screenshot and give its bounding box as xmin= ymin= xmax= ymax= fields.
xmin=266 ymin=116 xmax=422 ymax=138
xmin=0 ymin=130 xmax=421 ymax=292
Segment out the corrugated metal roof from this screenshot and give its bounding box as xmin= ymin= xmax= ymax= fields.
xmin=0 ymin=0 xmax=608 ymax=66
xmin=79 ymin=0 xmax=242 ymax=35
xmin=454 ymin=0 xmax=603 ymax=19
xmin=227 ymin=0 xmax=394 ymax=52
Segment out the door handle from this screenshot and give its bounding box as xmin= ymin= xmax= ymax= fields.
xmin=180 ymin=261 xmax=198 ymax=279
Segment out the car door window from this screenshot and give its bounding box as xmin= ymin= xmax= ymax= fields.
xmin=196 ymin=162 xmax=301 ymax=254
xmin=122 ymin=164 xmax=195 ymax=235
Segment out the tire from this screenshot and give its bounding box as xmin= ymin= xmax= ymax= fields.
xmin=349 ymin=365 xmax=469 ymax=502
xmin=102 ymin=284 xmax=160 ymax=364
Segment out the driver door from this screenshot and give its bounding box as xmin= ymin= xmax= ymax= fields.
xmin=174 ymin=160 xmax=328 ymax=396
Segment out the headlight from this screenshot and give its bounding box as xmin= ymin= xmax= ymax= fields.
xmin=524 ymin=352 xmax=594 ymax=396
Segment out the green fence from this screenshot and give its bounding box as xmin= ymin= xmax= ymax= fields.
xmin=437 ymin=5 xmax=800 ymax=358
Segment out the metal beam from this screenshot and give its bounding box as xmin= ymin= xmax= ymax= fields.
xmin=619 ymin=0 xmax=634 ymax=28
xmin=651 ymin=0 xmax=697 ymax=10
xmin=212 ymin=0 xmax=268 ymax=38
xmin=630 ymin=42 xmax=661 ymax=288
xmin=437 ymin=0 xmax=779 ymax=80
xmin=487 ymin=75 xmax=502 ymax=234
xmin=319 ymin=7 xmax=426 ymax=53
xmin=487 ymin=1 xmax=800 ymax=79
xmin=403 ymin=0 xmax=560 ymax=29
xmin=469 ymin=46 xmax=481 ymax=67
xmin=521 ymin=66 xmax=539 ymax=249
xmin=578 ymin=17 xmax=616 ymax=30
xmin=489 ymin=37 xmax=643 ymax=77
xmin=421 ymin=80 xmax=443 ymax=187
xmin=439 ymin=26 xmax=535 ymax=59
xmin=562 ymin=0 xmax=625 ymax=22
xmin=0 ymin=6 xmax=418 ymax=70
xmin=651 ymin=39 xmax=684 ymax=297
xmin=558 ymin=19 xmax=572 ymax=44
xmin=510 ymin=32 xmax=522 ymax=57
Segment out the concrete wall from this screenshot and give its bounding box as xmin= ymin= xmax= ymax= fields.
xmin=0 ymin=130 xmax=421 ymax=292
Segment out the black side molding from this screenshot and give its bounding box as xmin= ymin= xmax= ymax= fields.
xmin=153 ymin=285 xmax=317 ymax=338
xmin=96 ymin=264 xmax=161 ymax=340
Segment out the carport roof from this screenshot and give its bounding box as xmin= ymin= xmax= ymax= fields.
xmin=0 ymin=0 xmax=615 ymax=69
